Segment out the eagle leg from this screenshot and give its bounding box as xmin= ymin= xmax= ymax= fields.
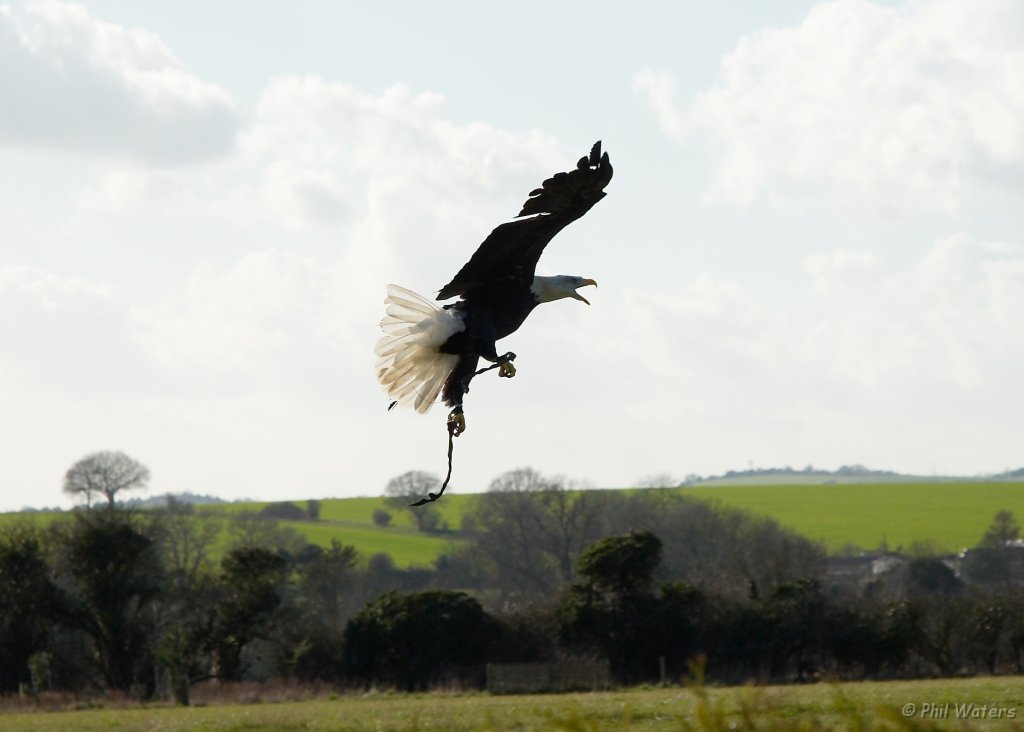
xmin=447 ymin=405 xmax=466 ymax=437
xmin=497 ymin=352 xmax=517 ymax=378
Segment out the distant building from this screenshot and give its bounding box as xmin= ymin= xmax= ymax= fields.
xmin=825 ymin=552 xmax=906 ymax=590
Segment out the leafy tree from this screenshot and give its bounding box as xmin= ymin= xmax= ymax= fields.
xmin=827 ymin=603 xmax=906 ymax=678
xmin=297 ymin=540 xmax=358 ymax=628
xmin=655 ymin=581 xmax=709 ymax=677
xmin=286 ymin=540 xmax=359 ymax=682
xmin=559 ymin=531 xmax=665 ymax=683
xmin=906 ymin=558 xmax=963 ymax=597
xmin=967 ymin=594 xmax=1010 ymax=674
xmin=489 ymin=605 xmax=560 ymax=664
xmin=912 ymin=596 xmax=970 ymax=676
xmin=981 ymin=510 xmax=1021 ymax=549
xmin=342 ymin=590 xmax=495 ymax=689
xmin=54 ymin=513 xmax=163 ymax=692
xmin=372 ymin=508 xmax=392 ymax=527
xmin=972 ymin=511 xmax=1022 ymax=587
xmin=0 ymin=527 xmax=66 ymax=692
xmin=156 ymin=604 xmax=217 ymax=706
xmin=756 ymin=579 xmax=830 ymax=680
xmin=576 ymin=530 xmax=662 ymax=599
xmin=63 ymin=451 xmax=149 ymax=510
xmin=214 ymin=547 xmax=289 ymax=681
xmin=962 ymin=547 xmax=1010 ymax=587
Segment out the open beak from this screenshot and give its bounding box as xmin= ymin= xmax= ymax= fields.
xmin=575 ymin=278 xmax=598 ymax=305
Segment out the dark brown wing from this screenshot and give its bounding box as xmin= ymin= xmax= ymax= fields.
xmin=436 ymin=141 xmax=613 ymax=301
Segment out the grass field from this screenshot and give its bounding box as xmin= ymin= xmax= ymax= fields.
xmin=683 ymin=482 xmax=1024 ymax=554
xmin=3 ymin=677 xmax=1024 ymax=730
xmin=0 ymin=497 xmax=474 ymax=569
xmin=198 ymin=496 xmax=473 ymax=567
xmin=277 ymin=520 xmax=460 ymax=568
xmin=197 ymin=496 xmax=472 ymax=531
xmin=4 ymin=482 xmax=1023 ymax=565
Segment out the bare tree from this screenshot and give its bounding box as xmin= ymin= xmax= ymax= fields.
xmin=384 ymin=471 xmax=441 ymax=532
xmin=226 ymin=512 xmax=306 ymax=556
xmin=461 ymin=467 xmax=612 ymax=601
xmin=63 ymin=450 xmax=150 ymax=510
xmin=634 ymin=472 xmax=679 ymax=489
xmin=156 ymin=498 xmax=223 ymax=595
xmin=488 ymin=467 xmax=552 ymax=493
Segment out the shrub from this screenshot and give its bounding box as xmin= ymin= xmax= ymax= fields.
xmin=259 ymin=503 xmax=307 ymax=521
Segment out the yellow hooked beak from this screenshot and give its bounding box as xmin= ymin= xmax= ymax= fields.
xmin=575 ymin=278 xmax=598 ymax=305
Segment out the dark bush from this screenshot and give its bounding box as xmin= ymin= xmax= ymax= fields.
xmin=342 ymin=590 xmax=495 ymax=689
xmin=259 ymin=502 xmax=307 ymax=521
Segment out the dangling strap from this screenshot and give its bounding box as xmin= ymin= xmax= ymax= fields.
xmin=410 ymin=410 xmax=459 ymax=506
xmin=408 ymin=355 xmax=516 ymax=507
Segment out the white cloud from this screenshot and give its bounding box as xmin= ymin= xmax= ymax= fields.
xmin=129 ymin=248 xmax=381 ymax=400
xmin=121 ymin=78 xmax=575 ymax=397
xmin=0 ymin=1 xmax=238 ymax=162
xmin=229 ymin=77 xmax=565 ymax=239
xmin=637 ymin=0 xmax=1024 ymax=213
xmin=804 ymin=249 xmax=878 ymax=294
xmin=545 ymin=231 xmax=1024 ymax=481
xmin=0 ymin=263 xmax=111 ymax=301
xmin=0 ymin=265 xmax=152 ymax=395
xmin=571 ymin=272 xmax=778 ymax=418
xmin=73 ymin=75 xmax=570 ymax=255
xmin=632 ymin=68 xmax=686 ymax=143
xmin=132 ymin=250 xmax=329 ymax=378
xmin=803 ymin=235 xmax=1024 ymax=388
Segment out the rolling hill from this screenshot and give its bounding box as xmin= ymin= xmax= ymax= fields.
xmin=3 ymin=481 xmax=1022 ymax=564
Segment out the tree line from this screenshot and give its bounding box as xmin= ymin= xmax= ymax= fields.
xmin=3 ymin=457 xmax=1024 ymax=701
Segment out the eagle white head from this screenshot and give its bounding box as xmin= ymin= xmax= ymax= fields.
xmin=530 ymin=275 xmax=598 ymax=305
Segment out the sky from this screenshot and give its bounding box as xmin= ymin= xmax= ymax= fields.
xmin=2 ymin=0 xmax=1023 ymax=511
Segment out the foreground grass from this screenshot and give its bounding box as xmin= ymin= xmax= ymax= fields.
xmin=4 ymin=677 xmax=1024 ymax=731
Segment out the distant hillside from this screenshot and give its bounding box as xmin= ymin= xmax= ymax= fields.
xmin=682 ymin=481 xmax=1024 ymax=553
xmin=4 ymin=480 xmax=1024 ymax=563
xmin=686 ymin=463 xmax=1014 ymax=486
xmin=124 ymin=492 xmax=230 ymax=508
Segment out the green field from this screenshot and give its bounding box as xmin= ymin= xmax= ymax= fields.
xmin=199 ymin=496 xmax=473 ymax=567
xmin=3 ymin=677 xmax=1024 ymax=730
xmin=0 ymin=497 xmax=474 ymax=569
xmin=277 ymin=520 xmax=459 ymax=568
xmin=196 ymin=496 xmax=472 ymax=530
xmin=4 ymin=482 xmax=1023 ymax=564
xmin=683 ymin=482 xmax=1024 ymax=554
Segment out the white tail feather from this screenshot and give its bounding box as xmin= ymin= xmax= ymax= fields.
xmin=375 ymin=285 xmax=464 ymax=414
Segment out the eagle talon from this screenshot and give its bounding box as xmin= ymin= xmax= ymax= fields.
xmin=497 ymin=352 xmax=517 ymax=378
xmin=447 ymin=408 xmax=466 ymax=437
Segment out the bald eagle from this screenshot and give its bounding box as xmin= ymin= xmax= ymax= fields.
xmin=375 ymin=142 xmax=612 ymax=497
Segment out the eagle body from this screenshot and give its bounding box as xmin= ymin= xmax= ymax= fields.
xmin=376 ymin=142 xmax=612 ymax=419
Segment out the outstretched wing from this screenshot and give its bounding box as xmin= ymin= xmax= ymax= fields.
xmin=436 ymin=141 xmax=613 ymax=301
